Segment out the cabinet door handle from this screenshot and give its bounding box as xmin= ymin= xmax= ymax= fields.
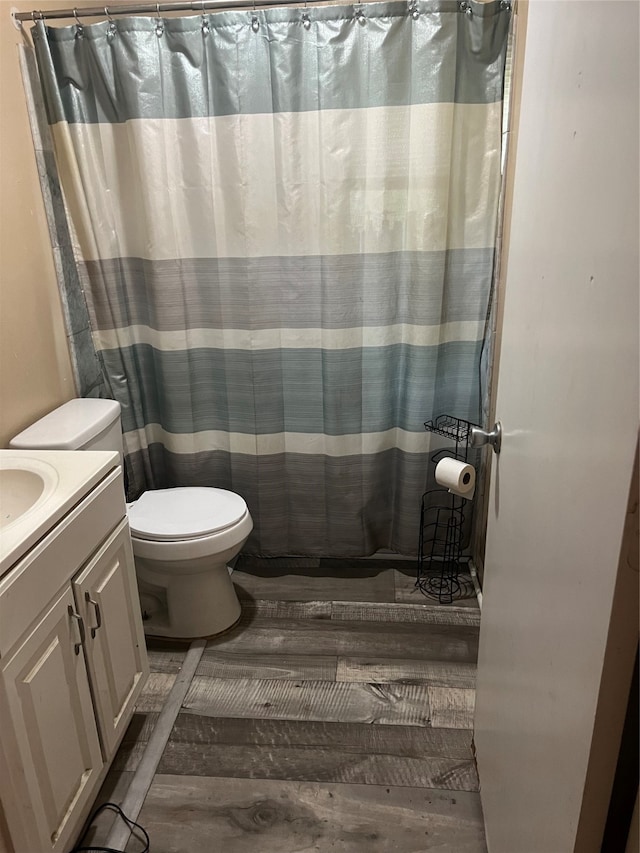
xmin=85 ymin=593 xmax=102 ymax=638
xmin=68 ymin=605 xmax=86 ymax=654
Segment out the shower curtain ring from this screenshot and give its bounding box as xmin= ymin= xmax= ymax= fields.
xmin=73 ymin=7 xmax=84 ymax=35
xmin=105 ymin=6 xmax=117 ymax=37
xmin=201 ymin=0 xmax=210 ymax=34
xmin=154 ymin=3 xmax=165 ymax=35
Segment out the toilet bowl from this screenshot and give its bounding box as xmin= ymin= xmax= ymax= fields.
xmin=9 ymin=399 xmax=253 ymax=639
xmin=127 ymin=486 xmax=252 ymax=638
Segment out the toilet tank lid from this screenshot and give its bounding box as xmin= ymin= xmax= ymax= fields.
xmin=10 ymin=399 xmax=121 ymax=450
xmin=128 ymin=487 xmax=248 ymax=540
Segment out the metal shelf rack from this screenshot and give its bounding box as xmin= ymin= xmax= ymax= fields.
xmin=417 ymin=414 xmax=477 ymax=604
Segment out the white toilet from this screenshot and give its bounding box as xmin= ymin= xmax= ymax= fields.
xmin=10 ymin=398 xmax=252 ymax=639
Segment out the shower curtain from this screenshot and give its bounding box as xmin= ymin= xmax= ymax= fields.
xmin=32 ymin=0 xmax=510 ymax=556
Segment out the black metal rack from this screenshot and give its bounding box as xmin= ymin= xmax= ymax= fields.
xmin=417 ymin=415 xmax=477 ymax=604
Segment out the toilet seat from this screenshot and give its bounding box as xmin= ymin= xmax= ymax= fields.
xmin=129 ymin=510 xmax=253 ymax=563
xmin=127 ymin=487 xmax=253 ymax=563
xmin=128 ymin=487 xmax=248 ymax=542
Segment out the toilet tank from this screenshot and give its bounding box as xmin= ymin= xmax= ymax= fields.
xmin=10 ymin=399 xmax=124 ymax=465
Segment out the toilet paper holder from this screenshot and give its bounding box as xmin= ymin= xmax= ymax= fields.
xmin=469 ymin=422 xmax=502 ymax=454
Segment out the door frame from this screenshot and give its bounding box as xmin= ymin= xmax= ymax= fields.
xmin=471 ymin=0 xmax=528 ymax=584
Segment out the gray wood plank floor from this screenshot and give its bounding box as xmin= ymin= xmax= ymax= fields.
xmin=205 ymin=615 xmax=479 ymax=662
xmin=126 ymin=775 xmax=487 ymax=853
xmin=91 ymin=560 xmax=486 ymax=852
xmin=183 ymin=676 xmax=436 ymax=726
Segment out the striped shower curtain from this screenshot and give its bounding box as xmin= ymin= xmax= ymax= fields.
xmin=32 ymin=0 xmax=510 ymax=556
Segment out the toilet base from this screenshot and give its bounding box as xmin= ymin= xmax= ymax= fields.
xmin=134 ymin=552 xmax=244 ymax=639
xmin=145 ymin=610 xmax=243 ymax=644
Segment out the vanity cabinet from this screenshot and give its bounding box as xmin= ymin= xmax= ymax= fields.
xmin=73 ymin=520 xmax=148 ymax=760
xmin=0 ymin=586 xmax=103 ymax=852
xmin=0 ymin=463 xmax=148 ymax=853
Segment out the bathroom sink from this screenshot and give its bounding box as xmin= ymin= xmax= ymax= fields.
xmin=0 ymin=459 xmax=58 ymax=529
xmin=0 ymin=449 xmax=120 ymax=577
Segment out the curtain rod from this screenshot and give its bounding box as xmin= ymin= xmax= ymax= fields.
xmin=13 ymin=0 xmax=349 ymax=22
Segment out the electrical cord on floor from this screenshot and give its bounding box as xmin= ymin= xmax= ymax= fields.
xmin=71 ymin=802 xmax=149 ymax=853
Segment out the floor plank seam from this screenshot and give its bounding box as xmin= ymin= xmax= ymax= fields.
xmin=105 ymin=638 xmax=206 ymax=851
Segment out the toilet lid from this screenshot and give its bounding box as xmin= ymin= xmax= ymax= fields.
xmin=128 ymin=487 xmax=247 ymax=541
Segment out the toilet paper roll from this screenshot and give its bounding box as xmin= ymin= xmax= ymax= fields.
xmin=435 ymin=457 xmax=476 ymax=499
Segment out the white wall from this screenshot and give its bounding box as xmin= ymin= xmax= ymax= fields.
xmin=474 ymin=1 xmax=639 ymax=850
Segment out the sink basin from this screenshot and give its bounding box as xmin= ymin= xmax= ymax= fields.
xmin=0 ymin=458 xmax=58 ymax=529
xmin=0 ymin=449 xmax=120 ymax=577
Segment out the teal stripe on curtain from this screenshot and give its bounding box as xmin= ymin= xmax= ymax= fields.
xmin=33 ymin=0 xmax=510 ymax=556
xmin=33 ymin=1 xmax=510 ymax=125
xmin=101 ymin=340 xmax=483 ymax=435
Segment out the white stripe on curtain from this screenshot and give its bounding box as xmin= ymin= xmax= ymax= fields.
xmin=51 ymin=102 xmax=503 ymax=262
xmin=95 ymin=320 xmax=486 ymax=352
xmin=126 ymin=424 xmax=433 ymax=456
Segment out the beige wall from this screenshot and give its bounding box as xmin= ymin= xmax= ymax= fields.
xmin=0 ymin=0 xmax=77 ymax=446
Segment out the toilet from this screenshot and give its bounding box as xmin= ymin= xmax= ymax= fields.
xmin=9 ymin=398 xmax=252 ymax=639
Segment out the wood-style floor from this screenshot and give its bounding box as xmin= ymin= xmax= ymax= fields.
xmin=89 ymin=559 xmax=486 ymax=852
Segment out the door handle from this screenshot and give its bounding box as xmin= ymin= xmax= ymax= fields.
xmin=68 ymin=605 xmax=86 ymax=654
xmin=84 ymin=593 xmax=102 ymax=639
xmin=470 ymin=422 xmax=502 ymax=454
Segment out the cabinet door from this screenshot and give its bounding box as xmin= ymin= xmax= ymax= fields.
xmin=0 ymin=587 xmax=103 ymax=853
xmin=74 ymin=520 xmax=149 ymax=759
